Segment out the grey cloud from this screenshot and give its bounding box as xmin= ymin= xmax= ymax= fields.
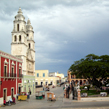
xmin=0 ymin=0 xmax=109 ymax=76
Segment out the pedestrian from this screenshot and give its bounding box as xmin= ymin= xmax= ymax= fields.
xmin=43 ymin=87 xmax=44 ymax=90
xmin=16 ymin=93 xmax=19 ymax=100
xmin=71 ymin=85 xmax=74 ymax=100
xmin=9 ymin=97 xmax=13 ymax=103
xmin=12 ymin=96 xmax=16 ymax=104
xmin=4 ymin=99 xmax=6 ymax=106
xmin=27 ymin=92 xmax=30 ymax=101
xmin=29 ymin=88 xmax=31 ymax=95
xmin=67 ymin=85 xmax=70 ymax=98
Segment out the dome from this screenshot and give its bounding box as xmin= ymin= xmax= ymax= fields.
xmin=14 ymin=8 xmax=25 ymax=21
xmin=27 ymin=19 xmax=31 ymax=25
xmin=18 ymin=7 xmax=22 ymax=14
xmin=26 ymin=19 xmax=33 ymax=31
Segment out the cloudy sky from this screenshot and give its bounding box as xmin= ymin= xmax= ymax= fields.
xmin=0 ymin=0 xmax=109 ymax=76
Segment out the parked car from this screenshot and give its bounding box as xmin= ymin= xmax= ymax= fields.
xmin=106 ymin=84 xmax=109 ymax=87
xmin=84 ymin=86 xmax=87 ymax=89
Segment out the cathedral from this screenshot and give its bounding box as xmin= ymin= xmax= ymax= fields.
xmin=11 ymin=8 xmax=35 ymax=94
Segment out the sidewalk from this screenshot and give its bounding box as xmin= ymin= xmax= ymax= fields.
xmin=81 ymin=97 xmax=109 ymax=102
xmin=63 ymin=93 xmax=109 ymax=102
xmin=63 ymin=97 xmax=109 ymax=102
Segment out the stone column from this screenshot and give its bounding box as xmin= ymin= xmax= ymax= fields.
xmin=77 ymin=89 xmax=81 ymax=100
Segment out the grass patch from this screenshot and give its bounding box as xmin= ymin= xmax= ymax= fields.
xmin=81 ymin=90 xmax=100 ymax=96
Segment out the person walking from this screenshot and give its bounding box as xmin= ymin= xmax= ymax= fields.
xmin=4 ymin=99 xmax=6 ymax=106
xmin=67 ymin=85 xmax=70 ymax=98
xmin=29 ymin=88 xmax=31 ymax=95
xmin=27 ymin=92 xmax=30 ymax=102
xmin=71 ymin=85 xmax=75 ymax=100
xmin=12 ymin=96 xmax=16 ymax=104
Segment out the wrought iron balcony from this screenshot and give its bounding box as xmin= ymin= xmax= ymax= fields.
xmin=19 ymin=74 xmax=23 ymax=78
xmin=10 ymin=73 xmax=16 ymax=77
xmin=3 ymin=73 xmax=23 ymax=78
xmin=3 ymin=72 xmax=16 ymax=78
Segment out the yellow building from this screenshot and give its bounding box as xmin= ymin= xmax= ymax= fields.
xmin=35 ymin=70 xmax=60 ymax=86
xmin=49 ymin=72 xmax=65 ymax=83
xmin=56 ymin=72 xmax=64 ymax=79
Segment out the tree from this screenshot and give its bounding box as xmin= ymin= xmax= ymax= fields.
xmin=69 ymin=54 xmax=109 ymax=89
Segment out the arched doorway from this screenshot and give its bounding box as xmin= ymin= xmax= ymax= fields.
xmin=41 ymin=82 xmax=43 ymax=86
xmin=80 ymin=80 xmax=82 ymax=85
xmin=11 ymin=88 xmax=14 ymax=98
xmin=3 ymin=89 xmax=7 ymax=101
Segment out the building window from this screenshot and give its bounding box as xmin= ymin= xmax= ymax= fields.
xmin=11 ymin=67 xmax=14 ymax=77
xmin=35 ymin=82 xmax=38 ymax=85
xmin=29 ymin=43 xmax=31 ymax=49
xmin=37 ymin=73 xmax=39 ymax=77
xmin=14 ymin=36 xmax=17 ymax=42
xmin=19 ymin=35 xmax=21 ymax=42
xmin=4 ymin=65 xmax=7 ymax=77
xmin=17 ymin=24 xmax=19 ymax=31
xmin=19 ymin=69 xmax=21 ymax=77
xmin=43 ymin=73 xmax=45 ymax=77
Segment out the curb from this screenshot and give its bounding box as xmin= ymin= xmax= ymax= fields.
xmin=81 ymin=97 xmax=109 ymax=102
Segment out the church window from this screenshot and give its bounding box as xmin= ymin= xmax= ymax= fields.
xmin=14 ymin=36 xmax=17 ymax=42
xmin=19 ymin=35 xmax=21 ymax=42
xmin=29 ymin=43 xmax=31 ymax=49
xmin=17 ymin=24 xmax=19 ymax=31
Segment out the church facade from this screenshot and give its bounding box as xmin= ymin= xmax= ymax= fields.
xmin=11 ymin=8 xmax=35 ymax=94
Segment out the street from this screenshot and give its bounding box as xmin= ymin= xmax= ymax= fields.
xmin=1 ymin=86 xmax=109 ymax=109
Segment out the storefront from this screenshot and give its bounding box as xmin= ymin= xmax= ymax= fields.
xmin=23 ymin=75 xmax=35 ymax=94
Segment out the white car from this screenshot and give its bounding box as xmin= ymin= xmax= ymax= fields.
xmin=84 ymin=86 xmax=87 ymax=89
xmin=106 ymin=84 xmax=109 ymax=87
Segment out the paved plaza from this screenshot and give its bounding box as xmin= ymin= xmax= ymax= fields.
xmin=0 ymin=86 xmax=109 ymax=109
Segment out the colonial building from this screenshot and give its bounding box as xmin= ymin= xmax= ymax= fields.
xmin=49 ymin=72 xmax=65 ymax=84
xmin=0 ymin=50 xmax=22 ymax=105
xmin=35 ymin=70 xmax=60 ymax=86
xmin=11 ymin=8 xmax=35 ymax=94
xmin=67 ymin=71 xmax=88 ymax=85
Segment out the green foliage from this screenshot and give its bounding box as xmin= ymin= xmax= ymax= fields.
xmin=81 ymin=90 xmax=100 ymax=96
xmin=69 ymin=54 xmax=109 ymax=89
xmin=80 ymin=86 xmax=84 ymax=90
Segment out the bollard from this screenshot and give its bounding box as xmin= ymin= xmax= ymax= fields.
xmin=77 ymin=89 xmax=81 ymax=100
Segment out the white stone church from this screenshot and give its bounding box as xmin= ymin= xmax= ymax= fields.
xmin=11 ymin=8 xmax=35 ymax=94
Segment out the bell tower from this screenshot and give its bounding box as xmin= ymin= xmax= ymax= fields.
xmin=11 ymin=8 xmax=28 ymax=75
xmin=11 ymin=7 xmax=35 ymax=93
xmin=26 ymin=19 xmax=35 ymax=75
xmin=11 ymin=8 xmax=35 ymax=76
